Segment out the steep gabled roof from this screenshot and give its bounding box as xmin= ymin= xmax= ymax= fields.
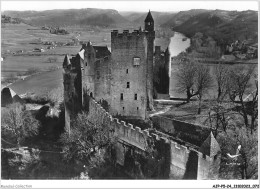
xmin=199 ymin=132 xmax=221 ymax=157
xmin=78 ymin=49 xmax=85 ymax=60
xmin=144 ymin=10 xmax=154 ymax=23
xmin=1 ymin=87 xmax=24 ymax=107
xmin=63 ymin=54 xmax=71 ymax=67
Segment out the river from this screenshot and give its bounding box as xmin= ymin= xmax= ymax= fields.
xmin=169 ymin=32 xmax=191 ymax=57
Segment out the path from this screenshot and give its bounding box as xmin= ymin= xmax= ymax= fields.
xmin=149 ymin=104 xmax=172 ymax=117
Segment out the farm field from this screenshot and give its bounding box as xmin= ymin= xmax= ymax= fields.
xmin=1 ymin=23 xmax=111 ymax=90
xmin=1 ymin=22 xmax=171 ymax=95
xmin=2 ymin=24 xmax=112 ymax=53
xmin=1 ymin=55 xmax=63 ymax=77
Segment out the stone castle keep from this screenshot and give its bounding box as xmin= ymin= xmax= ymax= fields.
xmin=63 ymin=11 xmax=221 ymax=179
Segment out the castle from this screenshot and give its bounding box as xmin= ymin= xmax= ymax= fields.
xmin=63 ymin=11 xmax=221 ymax=179
xmin=63 ymin=11 xmax=171 ymax=128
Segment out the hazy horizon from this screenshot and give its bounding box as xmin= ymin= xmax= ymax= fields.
xmin=1 ymin=1 xmax=258 ymax=12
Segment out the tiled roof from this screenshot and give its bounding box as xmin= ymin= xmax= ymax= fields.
xmin=199 ymin=131 xmax=221 ymax=157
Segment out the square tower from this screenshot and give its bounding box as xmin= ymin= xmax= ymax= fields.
xmin=109 ymin=11 xmax=155 ymax=119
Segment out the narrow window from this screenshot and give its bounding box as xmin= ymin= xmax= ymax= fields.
xmin=137 ymin=107 xmax=139 ymax=111
xmin=97 ymin=71 xmax=100 ymax=79
xmin=123 ymin=107 xmax=125 ymax=110
xmin=127 ymin=82 xmax=130 ymax=88
xmin=134 ymin=94 xmax=137 ymax=100
xmin=126 ymin=69 xmax=128 ymax=74
xmin=90 ymin=92 xmax=93 ymax=98
xmin=120 ymin=93 xmax=123 ymax=100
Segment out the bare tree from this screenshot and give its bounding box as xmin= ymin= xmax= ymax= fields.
xmin=194 ymin=64 xmax=213 ymax=114
xmin=207 ymin=103 xmax=231 ymax=137
xmin=175 ymin=60 xmax=197 ymax=102
xmin=218 ymin=126 xmax=258 ymax=179
xmin=248 ymin=75 xmax=258 ymax=134
xmin=213 ymin=63 xmax=230 ymax=101
xmin=47 ymin=87 xmax=64 ymax=106
xmin=228 ymin=65 xmax=257 ymax=133
xmin=1 ymin=103 xmax=40 ymax=147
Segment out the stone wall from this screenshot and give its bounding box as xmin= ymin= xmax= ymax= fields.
xmin=151 ymin=115 xmax=211 ymax=147
xmin=87 ymin=97 xmax=150 ymax=151
xmin=169 ymin=141 xmax=190 ymax=179
xmin=83 ymin=96 xmax=219 ymax=179
xmin=94 ymin=58 xmax=111 ymax=103
xmin=110 ymin=30 xmax=148 ymax=119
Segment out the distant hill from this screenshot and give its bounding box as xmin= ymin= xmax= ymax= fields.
xmin=119 ymin=12 xmax=145 ymax=22
xmin=161 ymin=9 xmax=211 ymax=28
xmin=131 ymin=11 xmax=176 ymax=26
xmin=3 ymin=8 xmax=257 ymax=48
xmin=162 ymin=9 xmax=258 ymax=49
xmin=3 ymin=8 xmax=129 ymax=27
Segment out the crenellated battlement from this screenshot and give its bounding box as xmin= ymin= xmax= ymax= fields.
xmin=111 ymin=29 xmax=145 ymax=37
xmin=86 ymin=96 xmax=215 ymax=159
xmin=111 ymin=29 xmax=147 ymax=50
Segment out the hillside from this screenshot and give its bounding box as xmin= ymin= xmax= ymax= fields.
xmin=3 ymin=8 xmax=129 ymax=27
xmin=132 ymin=11 xmax=176 ymax=26
xmin=161 ymin=9 xmax=211 ymax=28
xmin=119 ymin=11 xmax=145 ymax=22
xmin=164 ymin=9 xmax=258 ymax=49
xmin=3 ymin=8 xmax=257 ymax=49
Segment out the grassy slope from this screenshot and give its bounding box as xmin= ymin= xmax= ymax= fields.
xmin=1 ymin=56 xmax=62 ymax=77
xmin=8 ymin=69 xmax=63 ymax=96
xmin=170 ymin=62 xmax=258 ymax=99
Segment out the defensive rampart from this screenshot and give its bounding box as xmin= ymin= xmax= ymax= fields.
xmin=84 ymin=96 xmax=220 ymax=179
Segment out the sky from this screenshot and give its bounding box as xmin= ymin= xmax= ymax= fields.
xmin=1 ymin=1 xmax=258 ymax=12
